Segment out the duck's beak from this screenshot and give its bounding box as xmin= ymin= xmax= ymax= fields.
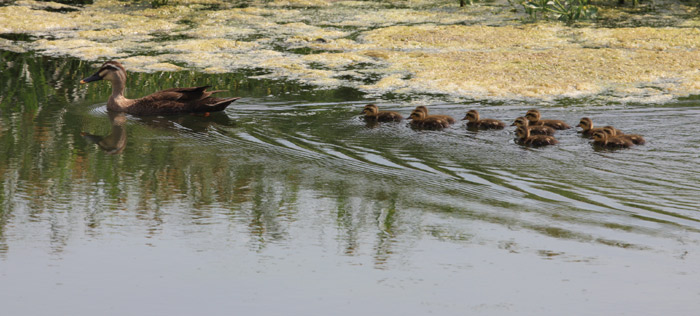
xmin=80 ymin=73 xmax=102 ymax=84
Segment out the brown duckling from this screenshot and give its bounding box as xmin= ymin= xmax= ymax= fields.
xmin=592 ymin=130 xmax=633 ymax=148
xmin=525 ymin=109 xmax=571 ymax=130
xmin=511 ymin=116 xmax=555 ymax=135
xmin=602 ymin=126 xmax=645 ymax=145
xmin=360 ymin=104 xmax=403 ymax=122
xmin=412 ymin=106 xmax=456 ymax=125
xmin=80 ymin=61 xmax=240 ymax=116
xmin=413 ymin=105 xmax=428 ymax=115
xmin=576 ymin=117 xmax=621 ymax=137
xmin=515 ymin=126 xmax=558 ymax=147
xmin=462 ymin=110 xmax=505 ymax=130
xmin=409 ymin=111 xmax=450 ymax=130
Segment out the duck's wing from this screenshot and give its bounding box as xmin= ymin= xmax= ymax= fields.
xmin=129 ymin=86 xmax=240 ymax=115
xmin=147 ymin=86 xmax=213 ymax=102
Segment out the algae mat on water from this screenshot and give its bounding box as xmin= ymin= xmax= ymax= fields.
xmin=1 ymin=0 xmax=700 ymax=103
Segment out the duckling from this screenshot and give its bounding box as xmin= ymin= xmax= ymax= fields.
xmin=412 ymin=106 xmax=456 ymax=125
xmin=602 ymin=126 xmax=645 ymax=145
xmin=525 ymin=109 xmax=571 ymax=130
xmin=413 ymin=105 xmax=428 ymax=115
xmin=576 ymin=117 xmax=621 ymax=137
xmin=462 ymin=110 xmax=505 ymax=130
xmin=511 ymin=116 xmax=555 ymax=136
xmin=515 ymin=126 xmax=558 ymax=147
xmin=592 ymin=130 xmax=633 ymax=148
xmin=360 ymin=103 xmax=403 ymax=122
xmin=409 ymin=111 xmax=450 ymax=130
xmin=80 ymin=61 xmax=240 ymax=116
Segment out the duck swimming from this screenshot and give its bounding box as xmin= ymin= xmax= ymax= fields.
xmin=409 ymin=111 xmax=450 ymax=130
xmin=361 ymin=104 xmax=403 ymax=122
xmin=602 ymin=126 xmax=646 ymax=145
xmin=412 ymin=106 xmax=456 ymax=125
xmin=515 ymin=126 xmax=558 ymax=147
xmin=592 ymin=130 xmax=633 ymax=148
xmin=80 ymin=61 xmax=240 ymax=116
xmin=525 ymin=109 xmax=571 ymax=130
xmin=462 ymin=110 xmax=505 ymax=130
xmin=512 ymin=116 xmax=555 ymax=135
xmin=576 ymin=117 xmax=621 ymax=137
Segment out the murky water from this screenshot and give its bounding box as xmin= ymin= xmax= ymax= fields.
xmin=1 ymin=52 xmax=700 ymax=315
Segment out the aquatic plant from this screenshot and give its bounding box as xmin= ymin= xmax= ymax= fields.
xmin=518 ymin=0 xmax=598 ymax=21
xmin=149 ymin=0 xmax=170 ymax=8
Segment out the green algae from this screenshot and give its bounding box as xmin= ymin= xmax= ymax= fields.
xmin=2 ymin=0 xmax=700 ymax=102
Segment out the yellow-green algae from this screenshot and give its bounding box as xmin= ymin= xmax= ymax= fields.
xmin=2 ymin=0 xmax=700 ymax=102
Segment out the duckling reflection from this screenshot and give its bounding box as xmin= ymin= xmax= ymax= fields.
xmin=81 ymin=111 xmax=127 ymax=155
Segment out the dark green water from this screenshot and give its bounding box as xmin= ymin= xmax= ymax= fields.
xmin=1 ymin=52 xmax=700 ymax=315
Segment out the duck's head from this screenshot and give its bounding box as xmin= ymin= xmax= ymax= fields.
xmin=515 ymin=126 xmax=530 ymax=139
xmin=414 ymin=105 xmax=428 ymax=115
xmin=361 ymin=103 xmax=378 ymax=115
xmin=512 ymin=116 xmax=529 ymax=127
xmin=462 ymin=110 xmax=479 ymax=122
xmin=80 ymin=61 xmax=126 ymax=85
xmin=409 ymin=111 xmax=426 ymax=120
xmin=525 ymin=109 xmax=541 ymax=122
xmin=592 ymin=131 xmax=608 ymax=143
xmin=577 ymin=117 xmax=593 ymax=130
xmin=602 ymin=125 xmax=618 ymax=136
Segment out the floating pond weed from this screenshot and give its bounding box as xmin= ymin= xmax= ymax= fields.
xmin=2 ymin=0 xmax=700 ymax=102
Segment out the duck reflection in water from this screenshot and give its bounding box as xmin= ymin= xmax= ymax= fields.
xmin=81 ymin=111 xmax=127 ymax=155
xmin=139 ymin=111 xmax=236 ymax=133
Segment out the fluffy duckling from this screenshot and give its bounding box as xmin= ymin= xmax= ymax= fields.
xmin=511 ymin=116 xmax=555 ymax=136
xmin=515 ymin=126 xmax=558 ymax=147
xmin=462 ymin=110 xmax=505 ymax=130
xmin=602 ymin=126 xmax=645 ymax=145
xmin=525 ymin=109 xmax=571 ymax=130
xmin=361 ymin=104 xmax=403 ymax=122
xmin=413 ymin=105 xmax=428 ymax=115
xmin=409 ymin=111 xmax=450 ymax=130
xmin=576 ymin=117 xmax=621 ymax=137
xmin=592 ymin=130 xmax=633 ymax=148
xmin=412 ymin=106 xmax=456 ymax=125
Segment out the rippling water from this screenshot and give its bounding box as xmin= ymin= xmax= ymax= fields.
xmin=1 ymin=54 xmax=700 ymax=315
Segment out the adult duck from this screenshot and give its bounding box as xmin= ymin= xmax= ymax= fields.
xmin=80 ymin=61 xmax=240 ymax=116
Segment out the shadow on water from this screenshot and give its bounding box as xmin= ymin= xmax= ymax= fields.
xmin=1 ymin=51 xmax=700 ymax=263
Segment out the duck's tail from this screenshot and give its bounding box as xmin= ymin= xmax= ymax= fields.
xmin=201 ymin=97 xmax=241 ymax=113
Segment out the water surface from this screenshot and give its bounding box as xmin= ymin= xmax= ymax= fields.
xmin=1 ymin=53 xmax=699 ymax=315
